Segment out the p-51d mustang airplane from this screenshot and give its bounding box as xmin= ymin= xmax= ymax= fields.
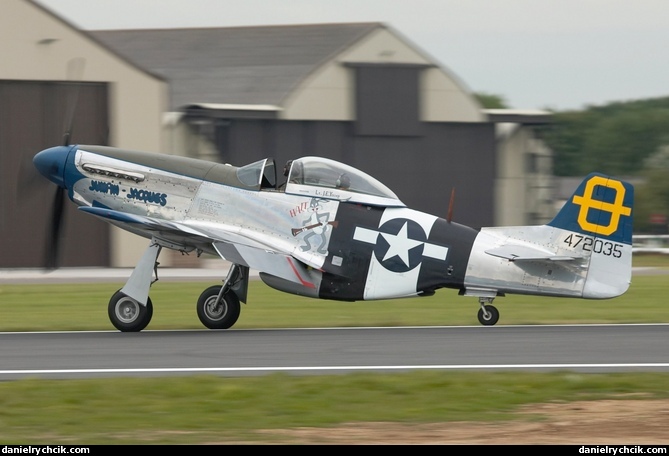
xmin=33 ymin=144 xmax=634 ymax=332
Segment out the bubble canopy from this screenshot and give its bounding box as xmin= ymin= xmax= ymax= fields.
xmin=284 ymin=156 xmax=405 ymax=207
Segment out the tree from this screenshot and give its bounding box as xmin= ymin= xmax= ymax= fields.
xmin=634 ymin=146 xmax=669 ymax=233
xmin=474 ymin=92 xmax=508 ymax=109
xmin=581 ymin=109 xmax=669 ymax=176
xmin=540 ymin=97 xmax=669 ymax=176
xmin=538 ymin=110 xmax=597 ymax=176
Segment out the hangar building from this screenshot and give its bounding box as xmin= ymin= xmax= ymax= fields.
xmin=0 ymin=0 xmax=552 ymax=268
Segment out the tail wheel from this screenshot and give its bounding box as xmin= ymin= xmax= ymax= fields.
xmin=108 ymin=290 xmax=153 ymax=332
xmin=477 ymin=305 xmax=499 ymax=326
xmin=196 ymin=285 xmax=241 ymax=329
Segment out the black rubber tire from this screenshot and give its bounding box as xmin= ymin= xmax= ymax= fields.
xmin=477 ymin=304 xmax=500 ymax=326
xmin=108 ymin=289 xmax=153 ymax=332
xmin=196 ymin=285 xmax=241 ymax=330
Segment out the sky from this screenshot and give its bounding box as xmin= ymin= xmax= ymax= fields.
xmin=34 ymin=0 xmax=669 ymax=111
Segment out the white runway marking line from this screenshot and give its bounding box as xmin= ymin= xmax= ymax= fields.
xmin=2 ymin=363 xmax=669 ymax=376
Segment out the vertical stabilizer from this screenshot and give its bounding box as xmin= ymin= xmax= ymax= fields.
xmin=548 ymin=173 xmax=634 ymax=298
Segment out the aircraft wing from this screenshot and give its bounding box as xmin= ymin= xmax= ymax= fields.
xmin=212 ymin=241 xmax=318 ymax=289
xmin=78 ymin=206 xmax=320 ymax=287
xmin=485 ymin=244 xmax=584 ymax=262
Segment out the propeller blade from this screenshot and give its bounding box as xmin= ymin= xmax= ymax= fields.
xmin=62 ymin=58 xmax=85 ymax=146
xmin=44 ymin=187 xmax=65 ymax=270
xmin=32 ymin=58 xmax=84 ymax=269
xmin=447 ymin=187 xmax=455 ymax=223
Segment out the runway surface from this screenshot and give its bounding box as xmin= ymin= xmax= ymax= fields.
xmin=1 ymin=267 xmax=667 ymax=380
xmin=1 ymin=324 xmax=668 ymax=380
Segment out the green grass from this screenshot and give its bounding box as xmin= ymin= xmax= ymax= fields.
xmin=1 ymin=372 xmax=668 ymax=444
xmin=0 ymin=254 xmax=667 ymax=444
xmin=633 ymin=251 xmax=669 ymax=268
xmin=0 ymin=275 xmax=667 ymax=331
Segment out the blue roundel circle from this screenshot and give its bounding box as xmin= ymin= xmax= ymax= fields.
xmin=373 ymin=218 xmax=426 ymax=273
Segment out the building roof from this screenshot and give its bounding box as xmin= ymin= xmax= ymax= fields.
xmin=484 ymin=108 xmax=553 ymax=125
xmin=91 ymin=23 xmax=383 ymax=111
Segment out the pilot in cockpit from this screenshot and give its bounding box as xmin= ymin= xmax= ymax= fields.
xmin=278 ymin=160 xmax=293 ymax=190
xmin=282 ymin=160 xmax=292 ymax=178
xmin=335 ymin=173 xmax=350 ymax=190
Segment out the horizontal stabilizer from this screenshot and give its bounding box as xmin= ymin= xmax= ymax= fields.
xmin=485 ymin=244 xmax=583 ymax=262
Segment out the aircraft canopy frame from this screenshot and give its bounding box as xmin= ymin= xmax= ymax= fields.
xmin=284 ymin=156 xmax=405 ymax=207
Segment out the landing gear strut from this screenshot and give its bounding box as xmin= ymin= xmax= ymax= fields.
xmin=106 ymin=238 xmax=251 ymax=332
xmin=477 ymin=297 xmax=499 ymax=326
xmin=107 ymin=241 xmax=162 ymax=332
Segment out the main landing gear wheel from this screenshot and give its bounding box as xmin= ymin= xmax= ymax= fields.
xmin=196 ymin=285 xmax=241 ymax=330
xmin=477 ymin=304 xmax=499 ymax=326
xmin=108 ymin=290 xmax=153 ymax=332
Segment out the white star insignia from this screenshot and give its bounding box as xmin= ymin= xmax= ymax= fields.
xmin=380 ymin=221 xmax=423 ymax=266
